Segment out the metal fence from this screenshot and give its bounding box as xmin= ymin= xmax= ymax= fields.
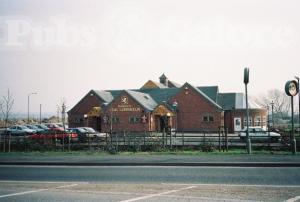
xmin=0 ymin=128 xmax=299 ymax=153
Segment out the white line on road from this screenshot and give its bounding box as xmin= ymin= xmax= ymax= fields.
xmin=162 ymin=183 xmax=300 ymax=188
xmin=54 ymin=184 xmax=78 ymax=189
xmin=0 ymin=183 xmax=78 ymax=198
xmin=119 ymin=185 xmax=197 ymax=202
xmin=286 ymin=195 xmax=300 ymax=202
xmin=0 ymin=189 xmax=48 ymax=198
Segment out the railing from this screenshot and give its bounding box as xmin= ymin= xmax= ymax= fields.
xmin=0 ymin=129 xmax=299 ymax=152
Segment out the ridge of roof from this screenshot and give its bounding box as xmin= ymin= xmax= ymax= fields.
xmin=93 ymin=90 xmax=114 ymax=103
xmin=184 ymin=83 xmax=222 ymax=110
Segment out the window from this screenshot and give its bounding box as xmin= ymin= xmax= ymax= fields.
xmin=254 ymin=116 xmax=261 ymax=126
xmin=262 ymin=116 xmax=266 ymax=125
xmin=244 ymin=117 xmax=252 ymax=126
xmin=112 ymin=116 xmax=120 ymax=123
xmin=129 ymin=116 xmax=141 ymax=124
xmin=203 ymin=114 xmax=214 ymax=123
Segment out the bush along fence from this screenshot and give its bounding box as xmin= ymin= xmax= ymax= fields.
xmin=0 ymin=128 xmax=299 ymax=153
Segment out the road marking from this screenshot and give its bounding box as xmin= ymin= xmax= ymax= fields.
xmin=286 ymin=195 xmax=300 ymax=202
xmin=162 ymin=183 xmax=300 ymax=188
xmin=119 ymin=185 xmax=197 ymax=202
xmin=0 ymin=183 xmax=78 ymax=198
xmin=54 ymin=184 xmax=78 ymax=189
xmin=0 ymin=189 xmax=48 ymax=198
xmin=161 ymin=194 xmax=257 ymax=202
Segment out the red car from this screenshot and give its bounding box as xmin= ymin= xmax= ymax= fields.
xmin=44 ymin=123 xmax=65 ymax=132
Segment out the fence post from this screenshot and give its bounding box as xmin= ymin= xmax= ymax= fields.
xmin=170 ymin=130 xmax=172 ymax=150
xmin=162 ymin=129 xmax=165 ymax=149
xmin=3 ymin=133 xmax=6 ymax=152
xmin=224 ymin=127 xmax=227 ymax=152
xmin=144 ymin=131 xmax=146 ymax=146
xmin=218 ymin=127 xmax=221 ymax=152
xmin=123 ymin=131 xmax=126 ymax=147
xmin=68 ymin=133 xmax=71 ymax=152
xmin=8 ymin=132 xmax=11 ymax=153
xmin=116 ymin=133 xmax=118 ymax=152
xmin=182 ymin=132 xmax=184 ymax=147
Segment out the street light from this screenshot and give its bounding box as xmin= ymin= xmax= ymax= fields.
xmin=27 ymin=92 xmax=37 ymax=123
xmin=270 ymin=100 xmax=274 ymax=128
xmin=295 ymin=76 xmax=300 ymax=133
xmin=244 ymin=67 xmax=251 ymax=154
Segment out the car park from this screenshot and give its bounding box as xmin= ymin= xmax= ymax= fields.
xmin=239 ymin=126 xmax=281 ymax=142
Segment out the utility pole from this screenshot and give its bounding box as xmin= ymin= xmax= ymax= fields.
xmin=39 ymin=104 xmax=42 ymax=124
xmin=27 ymin=92 xmax=37 ymax=123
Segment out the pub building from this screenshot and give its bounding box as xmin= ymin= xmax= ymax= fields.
xmin=68 ymin=74 xmax=267 ymax=133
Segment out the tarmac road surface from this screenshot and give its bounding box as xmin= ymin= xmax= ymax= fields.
xmin=0 ymin=165 xmax=300 ymax=201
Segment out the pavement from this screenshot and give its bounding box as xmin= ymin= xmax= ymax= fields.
xmin=1 ymin=153 xmax=300 ymax=166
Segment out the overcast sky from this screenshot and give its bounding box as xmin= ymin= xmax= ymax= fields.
xmin=0 ymin=0 xmax=299 ymax=116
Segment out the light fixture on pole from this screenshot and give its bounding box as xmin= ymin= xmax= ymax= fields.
xmin=270 ymin=100 xmax=274 ymax=128
xmin=27 ymin=92 xmax=37 ymax=124
xmin=244 ymin=67 xmax=251 ymax=154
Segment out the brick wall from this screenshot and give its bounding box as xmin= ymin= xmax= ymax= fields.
xmin=224 ymin=108 xmax=267 ymax=133
xmin=169 ymin=86 xmax=223 ymax=132
xmin=101 ymin=93 xmax=150 ymax=133
xmin=68 ymin=92 xmax=103 ymax=128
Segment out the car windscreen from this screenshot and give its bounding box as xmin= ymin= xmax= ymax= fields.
xmin=78 ymin=128 xmax=88 ymax=133
xmin=84 ymin=128 xmax=96 ymax=133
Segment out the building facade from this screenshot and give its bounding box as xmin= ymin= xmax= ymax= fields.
xmin=68 ymin=74 xmax=267 ymax=133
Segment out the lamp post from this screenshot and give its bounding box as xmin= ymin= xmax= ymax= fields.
xmin=270 ymin=100 xmax=274 ymax=128
xmin=172 ymin=101 xmax=178 ymax=132
xmin=295 ymin=76 xmax=300 ymax=133
xmin=27 ymin=92 xmax=37 ymax=123
xmin=244 ymin=67 xmax=251 ymax=154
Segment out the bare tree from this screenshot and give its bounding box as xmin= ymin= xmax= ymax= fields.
xmin=0 ymin=89 xmax=15 ymax=152
xmin=255 ymin=89 xmax=290 ymax=121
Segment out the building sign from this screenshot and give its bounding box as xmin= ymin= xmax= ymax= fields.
xmin=111 ymin=96 xmax=141 ymax=112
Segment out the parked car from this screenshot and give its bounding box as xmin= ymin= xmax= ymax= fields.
xmin=25 ymin=124 xmax=45 ymax=133
xmin=68 ymin=128 xmax=90 ymax=142
xmin=239 ymin=127 xmax=281 ymax=142
xmin=81 ymin=127 xmax=106 ymax=139
xmin=34 ymin=124 xmax=50 ymax=131
xmin=6 ymin=125 xmax=36 ymax=139
xmin=44 ymin=123 xmax=64 ymax=132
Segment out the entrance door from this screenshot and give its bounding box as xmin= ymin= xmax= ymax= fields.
xmin=234 ymin=117 xmax=242 ymax=132
xmin=155 ymin=115 xmax=169 ymax=132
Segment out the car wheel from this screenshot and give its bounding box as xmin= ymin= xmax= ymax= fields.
xmin=271 ymin=137 xmax=278 ymax=143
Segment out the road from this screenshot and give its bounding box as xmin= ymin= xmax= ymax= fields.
xmin=0 ymin=165 xmax=300 ymax=201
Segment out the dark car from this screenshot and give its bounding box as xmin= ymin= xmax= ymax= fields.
xmin=68 ymin=128 xmax=89 ymax=142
